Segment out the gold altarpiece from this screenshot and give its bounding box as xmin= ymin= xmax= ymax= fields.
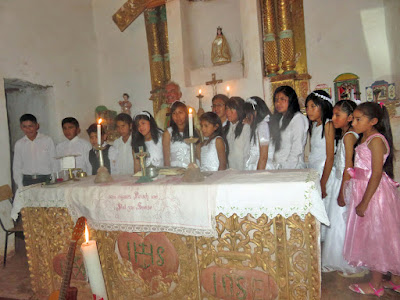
xmin=261 ymin=0 xmax=311 ymax=103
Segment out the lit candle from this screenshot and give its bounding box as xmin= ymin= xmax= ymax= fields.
xmin=198 ymin=89 xmax=202 ymax=96
xmin=188 ymin=108 xmax=194 ymax=137
xmin=97 ymin=119 xmax=102 ymax=146
xmin=80 ymin=224 xmax=108 ymax=300
xmin=226 ymin=86 xmax=230 ymax=98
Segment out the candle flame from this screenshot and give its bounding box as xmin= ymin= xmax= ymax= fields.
xmin=84 ymin=223 xmax=89 ymax=243
xmin=98 ymin=118 xmax=103 ymax=125
xmin=189 ymin=108 xmax=193 ymax=114
xmin=199 ymin=89 xmax=202 ymax=95
xmin=227 ymin=86 xmax=230 ymax=92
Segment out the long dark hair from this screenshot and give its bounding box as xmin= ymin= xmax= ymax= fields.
xmin=244 ymin=96 xmax=272 ymax=144
xmin=200 ymin=112 xmax=229 ymax=157
xmin=333 ymin=100 xmax=357 ymax=144
xmin=269 ymin=86 xmax=301 ymax=151
xmin=305 ymin=90 xmax=333 ymax=139
xmin=355 ymin=102 xmax=394 ymax=178
xmin=131 ymin=111 xmax=162 ymax=152
xmin=169 ymin=101 xmax=199 ymax=142
xmin=224 ymin=97 xmax=246 ymax=139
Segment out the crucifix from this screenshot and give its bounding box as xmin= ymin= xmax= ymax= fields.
xmin=206 ymin=73 xmax=223 ymax=96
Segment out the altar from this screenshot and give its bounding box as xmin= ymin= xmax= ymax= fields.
xmin=12 ymin=169 xmax=328 ymax=300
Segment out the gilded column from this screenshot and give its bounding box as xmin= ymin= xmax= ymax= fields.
xmin=158 ymin=5 xmax=171 ymax=83
xmin=277 ymin=0 xmax=296 ymax=74
xmin=263 ymin=0 xmax=280 ymax=76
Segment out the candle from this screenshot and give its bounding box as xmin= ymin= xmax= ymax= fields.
xmin=188 ymin=108 xmax=194 ymax=137
xmin=198 ymin=89 xmax=202 ymax=95
xmin=80 ymin=224 xmax=108 ymax=300
xmin=97 ymin=119 xmax=102 ymax=146
xmin=226 ymin=86 xmax=230 ymax=98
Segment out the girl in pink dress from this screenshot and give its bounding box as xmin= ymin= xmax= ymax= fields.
xmin=344 ymin=102 xmax=400 ymax=297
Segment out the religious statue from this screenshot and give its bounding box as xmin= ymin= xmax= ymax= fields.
xmin=118 ymin=93 xmax=132 ymax=115
xmin=211 ymin=27 xmax=231 ymax=66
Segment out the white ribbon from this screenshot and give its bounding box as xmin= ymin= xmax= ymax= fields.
xmin=134 ymin=111 xmax=151 ymax=119
xmin=312 ymin=92 xmax=333 ymax=105
xmin=245 ymin=98 xmax=257 ymax=110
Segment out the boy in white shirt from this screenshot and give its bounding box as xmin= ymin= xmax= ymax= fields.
xmin=13 ymin=114 xmax=57 ymax=187
xmin=56 ymin=117 xmax=92 ymax=174
xmin=109 ymin=113 xmax=134 ymax=174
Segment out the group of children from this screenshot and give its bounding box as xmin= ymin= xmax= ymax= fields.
xmin=14 ymin=85 xmax=400 ymax=296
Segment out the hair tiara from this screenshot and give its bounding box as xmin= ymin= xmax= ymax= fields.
xmin=245 ymin=98 xmax=257 ymax=110
xmin=134 ymin=111 xmax=151 ymax=119
xmin=312 ymin=91 xmax=333 ymax=105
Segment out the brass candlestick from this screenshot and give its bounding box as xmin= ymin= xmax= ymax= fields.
xmin=134 ymin=146 xmax=152 ymax=183
xmin=94 ymin=145 xmax=113 ymax=183
xmin=196 ymin=93 xmax=204 ymax=117
xmin=182 ymin=137 xmax=204 ymax=182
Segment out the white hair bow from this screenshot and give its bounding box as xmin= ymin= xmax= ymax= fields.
xmin=312 ymin=92 xmax=333 ymax=105
xmin=245 ymin=98 xmax=257 ymax=110
xmin=134 ymin=111 xmax=151 ymax=119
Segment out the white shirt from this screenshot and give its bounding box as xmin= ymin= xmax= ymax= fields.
xmin=271 ymin=112 xmax=308 ymax=169
xmin=109 ymin=136 xmax=134 ymax=175
xmin=56 ymin=136 xmax=92 ymax=174
xmin=13 ymin=133 xmax=57 ymax=188
xmin=226 ymin=122 xmax=251 ymax=170
xmin=144 ymin=133 xmax=164 ymax=167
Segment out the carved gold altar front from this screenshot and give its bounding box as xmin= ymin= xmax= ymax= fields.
xmin=22 ymin=208 xmax=320 ymax=300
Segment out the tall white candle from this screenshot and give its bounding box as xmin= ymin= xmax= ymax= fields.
xmin=80 ymin=225 xmax=108 ymax=300
xmin=226 ymin=86 xmax=230 ymax=98
xmin=188 ymin=108 xmax=194 ymax=137
xmin=97 ymin=119 xmax=102 ymax=146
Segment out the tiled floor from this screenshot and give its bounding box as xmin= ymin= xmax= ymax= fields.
xmin=1 ymin=245 xmax=400 ymax=300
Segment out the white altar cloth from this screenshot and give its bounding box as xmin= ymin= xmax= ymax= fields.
xmin=11 ymin=169 xmax=329 ymax=237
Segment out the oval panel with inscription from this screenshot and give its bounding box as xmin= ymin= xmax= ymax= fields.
xmin=201 ymin=266 xmax=278 ymax=300
xmin=117 ymin=232 xmax=179 ymax=282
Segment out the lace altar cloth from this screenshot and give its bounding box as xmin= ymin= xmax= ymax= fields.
xmin=11 ymin=170 xmax=329 ymax=237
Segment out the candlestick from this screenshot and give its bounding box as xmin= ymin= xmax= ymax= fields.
xmin=97 ymin=119 xmax=102 ymax=146
xmin=183 ymin=137 xmax=204 ymax=182
xmin=226 ymin=86 xmax=230 ymax=98
xmin=188 ymin=108 xmax=194 ymax=137
xmin=80 ymin=224 xmax=108 ymax=300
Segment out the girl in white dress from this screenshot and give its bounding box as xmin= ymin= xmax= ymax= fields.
xmin=268 ymin=86 xmax=308 ymax=169
xmin=196 ymin=112 xmax=227 ymax=171
xmin=224 ymin=97 xmax=251 ymax=170
xmin=243 ymin=97 xmax=272 ymax=170
xmin=132 ymin=111 xmax=164 ymax=173
xmin=306 ymin=91 xmax=335 ymax=241
xmin=322 ymin=100 xmax=364 ymax=276
xmin=162 ymin=101 xmax=200 ymax=168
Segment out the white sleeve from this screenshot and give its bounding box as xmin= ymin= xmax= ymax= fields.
xmin=83 ymin=142 xmax=92 ymax=175
xmin=257 ymin=121 xmax=270 ymax=146
xmin=48 ymin=138 xmax=58 ymax=174
xmin=55 ymin=143 xmax=63 ymax=171
xmin=281 ymin=114 xmax=308 ymax=169
xmin=13 ymin=141 xmax=23 ymax=188
xmin=241 ymin=124 xmax=251 ymax=170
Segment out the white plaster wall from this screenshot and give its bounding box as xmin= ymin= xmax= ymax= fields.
xmin=303 ymin=0 xmax=392 ymax=100
xmin=0 ymin=0 xmax=100 ymax=256
xmin=92 ymin=0 xmax=153 ymax=116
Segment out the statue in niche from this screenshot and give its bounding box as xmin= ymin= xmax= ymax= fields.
xmin=211 ymin=27 xmax=231 ymax=66
xmin=118 ymin=93 xmax=132 ymax=115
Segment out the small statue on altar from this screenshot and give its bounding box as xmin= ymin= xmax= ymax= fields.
xmin=118 ymin=93 xmax=132 ymax=115
xmin=211 ymin=27 xmax=231 ymax=66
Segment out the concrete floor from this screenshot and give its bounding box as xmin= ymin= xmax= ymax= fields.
xmin=1 ymin=243 xmax=400 ymax=300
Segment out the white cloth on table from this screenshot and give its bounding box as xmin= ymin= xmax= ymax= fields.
xmin=13 ymin=133 xmax=58 ymax=188
xmin=269 ymin=112 xmax=308 ymax=170
xmin=200 ymin=137 xmax=223 ymax=171
xmin=109 ymin=135 xmax=134 ymax=174
xmin=322 ymin=131 xmax=363 ymax=274
xmin=226 ymin=122 xmax=250 ymax=170
xmin=245 ymin=117 xmax=270 ymax=170
xmin=167 ymin=127 xmax=190 ymax=168
xmin=56 ymin=136 xmax=92 ymax=174
xmin=144 ymin=133 xmax=164 ymax=167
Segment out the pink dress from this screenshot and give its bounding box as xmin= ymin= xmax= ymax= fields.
xmin=343 ymin=133 xmax=400 ymax=275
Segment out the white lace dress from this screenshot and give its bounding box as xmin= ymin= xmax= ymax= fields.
xmin=269 ymin=112 xmax=308 ymax=170
xmin=245 ymin=117 xmax=270 ymax=170
xmin=145 ymin=132 xmax=164 ymax=167
xmin=200 ymin=137 xmax=223 ymax=171
xmin=167 ymin=127 xmax=190 ymax=168
xmin=226 ymin=122 xmax=251 ymax=170
xmin=322 ymin=131 xmax=364 ymax=274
